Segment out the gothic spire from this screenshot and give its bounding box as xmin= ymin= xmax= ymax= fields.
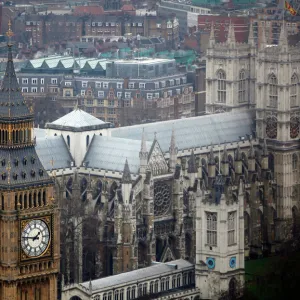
xmin=260 ymin=24 xmax=267 ymax=50
xmin=209 ymin=22 xmax=215 ymax=47
xmin=235 ymin=144 xmax=242 ymax=161
xmin=169 ymin=126 xmax=177 ymax=154
xmin=227 ymin=21 xmax=236 ymax=47
xmin=262 ymin=138 xmax=268 ymax=157
xmin=248 ymin=21 xmax=255 ymax=46
xmin=122 ymin=159 xmax=132 ymax=184
xmin=248 ymin=139 xmax=255 ymax=159
xmin=0 ymin=20 xmax=31 ymax=119
xmin=222 ymin=144 xmax=228 ymax=162
xmin=141 ymin=128 xmax=147 ymax=153
xmin=279 ymin=21 xmax=288 ymax=50
xmin=188 ymin=150 xmax=197 ymax=173
xmin=208 ymin=144 xmax=215 ymax=165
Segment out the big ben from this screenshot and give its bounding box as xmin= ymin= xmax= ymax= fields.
xmin=0 ymin=22 xmax=60 ymax=300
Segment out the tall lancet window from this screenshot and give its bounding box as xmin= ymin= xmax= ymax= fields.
xmin=269 ymin=74 xmax=278 ymax=108
xmin=207 ymin=212 xmax=217 ymax=246
xmin=290 ymin=74 xmax=298 ymax=108
xmin=217 ymin=70 xmax=226 ymax=103
xmin=238 ymin=70 xmax=247 ymax=103
xmin=228 ymin=212 xmax=236 ymax=245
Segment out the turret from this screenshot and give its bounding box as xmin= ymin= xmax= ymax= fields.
xmin=169 ymin=127 xmax=178 ymax=173
xmin=209 ymin=22 xmax=215 ymax=48
xmin=208 ymin=145 xmax=216 ymax=178
xmin=234 ymin=145 xmax=242 ymax=175
xmin=261 ymin=139 xmax=268 ymax=170
xmin=248 ymin=140 xmax=256 ymax=172
xmin=221 ymin=144 xmax=229 ymax=176
xmin=139 ymin=129 xmax=148 ymax=175
xmin=227 ymin=21 xmax=236 ymax=49
xmin=260 ymin=24 xmax=267 ymax=50
xmin=248 ymin=21 xmax=255 ymax=47
xmin=188 ymin=150 xmax=198 ymax=187
xmin=122 ymin=159 xmax=132 ymax=204
xmin=279 ymin=21 xmax=288 ymax=52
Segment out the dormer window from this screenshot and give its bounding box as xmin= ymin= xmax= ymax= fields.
xmin=1 ymin=172 xmax=6 ymax=180
xmin=23 ymin=157 xmax=27 ymax=166
xmin=31 ymin=170 xmax=36 ymax=177
xmin=14 ymin=158 xmax=19 ymax=167
xmin=31 ymin=156 xmax=36 ymax=164
xmin=13 ymin=173 xmax=18 ymax=180
xmin=39 ymin=169 xmax=44 ymax=176
xmin=1 ymin=159 xmax=5 ymax=167
xmin=21 ymin=171 xmax=26 ymax=179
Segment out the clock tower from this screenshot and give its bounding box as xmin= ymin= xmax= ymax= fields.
xmin=255 ymin=23 xmax=300 ymax=240
xmin=0 ymin=23 xmax=60 ymax=300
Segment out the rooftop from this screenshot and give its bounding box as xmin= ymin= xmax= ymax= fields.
xmin=81 ymin=259 xmax=193 ymax=292
xmin=46 ymin=108 xmax=111 ymax=131
xmin=110 ymin=111 xmax=255 ymax=153
xmin=84 ymin=135 xmax=152 ymax=173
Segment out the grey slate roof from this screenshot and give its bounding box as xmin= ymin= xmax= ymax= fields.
xmin=110 ymin=111 xmax=255 ymax=153
xmin=81 ymin=259 xmax=193 ymax=292
xmin=35 ymin=136 xmax=73 ymax=171
xmin=84 ymin=135 xmax=152 ymax=174
xmin=0 ymin=146 xmax=52 ymax=189
xmin=0 ymin=45 xmax=32 ymax=119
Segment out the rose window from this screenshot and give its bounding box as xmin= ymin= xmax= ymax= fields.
xmin=154 ymin=182 xmax=171 ymax=216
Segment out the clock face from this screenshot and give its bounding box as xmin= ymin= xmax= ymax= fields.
xmin=266 ymin=117 xmax=277 ymax=139
xmin=21 ymin=219 xmax=50 ymax=257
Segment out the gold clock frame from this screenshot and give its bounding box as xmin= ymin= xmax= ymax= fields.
xmin=19 ymin=215 xmax=53 ymax=262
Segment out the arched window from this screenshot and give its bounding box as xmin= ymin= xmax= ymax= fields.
xmin=154 ymin=280 xmax=159 ymax=293
xmin=114 ymin=289 xmax=119 ymax=300
xmin=238 ymin=70 xmax=246 ymax=103
xmin=161 ymin=278 xmax=165 ymax=291
xmin=269 ymin=74 xmax=278 ymax=108
xmin=126 ymin=287 xmax=131 ymax=300
xmin=150 ymin=281 xmax=154 ymax=294
xmin=217 ymin=70 xmax=226 ymax=103
xmin=207 ymin=212 xmax=217 ymax=246
xmin=94 ymin=295 xmax=100 ymax=300
xmin=290 ymin=74 xmax=298 ymax=108
xmin=67 ymin=135 xmax=70 ymax=148
xmin=172 ymin=275 xmax=177 ymax=288
xmin=292 ymin=153 xmax=298 ymax=171
xmin=177 ymin=274 xmax=181 ymax=287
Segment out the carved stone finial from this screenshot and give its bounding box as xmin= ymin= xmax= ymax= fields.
xmin=122 ymin=159 xmax=132 ymax=183
xmin=188 ymin=150 xmax=197 ymax=173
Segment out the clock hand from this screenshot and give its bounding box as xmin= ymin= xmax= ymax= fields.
xmin=32 ymin=232 xmax=41 ymax=241
xmin=22 ymin=236 xmax=36 ymax=240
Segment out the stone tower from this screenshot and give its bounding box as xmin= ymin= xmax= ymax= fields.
xmin=206 ymin=21 xmax=255 ymax=113
xmin=0 ymin=24 xmax=59 ymax=300
xmin=255 ymin=22 xmax=300 ymax=240
xmin=195 ymin=174 xmax=245 ymax=299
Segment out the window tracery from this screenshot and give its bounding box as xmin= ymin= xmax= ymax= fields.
xmin=269 ymin=74 xmax=278 ymax=108
xmin=290 ymin=115 xmax=299 ymax=139
xmin=217 ymin=70 xmax=226 ymax=103
xmin=290 ymin=74 xmax=298 ymax=108
xmin=292 ymin=153 xmax=298 ymax=171
xmin=154 ymin=182 xmax=171 ymax=216
xmin=206 ymin=212 xmax=217 ymax=246
xmin=238 ymin=70 xmax=247 ymax=103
